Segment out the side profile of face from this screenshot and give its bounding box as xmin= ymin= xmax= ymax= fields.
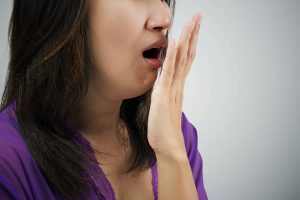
xmin=88 ymin=0 xmax=171 ymax=101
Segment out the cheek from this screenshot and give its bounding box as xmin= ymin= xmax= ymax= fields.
xmin=87 ymin=1 xmax=157 ymax=97
xmin=89 ymin=9 xmax=142 ymax=77
xmin=89 ymin=1 xmax=142 ymax=61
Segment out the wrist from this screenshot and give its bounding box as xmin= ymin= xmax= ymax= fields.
xmin=155 ymin=150 xmax=189 ymax=164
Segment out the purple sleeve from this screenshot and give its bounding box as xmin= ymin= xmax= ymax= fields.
xmin=181 ymin=112 xmax=208 ymax=200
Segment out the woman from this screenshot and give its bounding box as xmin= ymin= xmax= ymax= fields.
xmin=0 ymin=0 xmax=207 ymax=199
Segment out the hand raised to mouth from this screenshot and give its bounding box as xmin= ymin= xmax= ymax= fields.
xmin=147 ymin=12 xmax=203 ymax=159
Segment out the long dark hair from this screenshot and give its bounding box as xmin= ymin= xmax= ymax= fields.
xmin=0 ymin=0 xmax=176 ymax=199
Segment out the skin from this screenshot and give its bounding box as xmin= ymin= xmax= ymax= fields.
xmin=149 ymin=14 xmax=203 ymax=200
xmin=69 ymin=0 xmax=203 ymax=199
xmin=70 ymin=0 xmax=171 ymax=153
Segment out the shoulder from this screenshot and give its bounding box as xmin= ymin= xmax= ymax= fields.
xmin=0 ymin=102 xmax=34 ymax=197
xmin=0 ymin=101 xmax=32 ymax=167
xmin=0 ymin=102 xmax=55 ymax=199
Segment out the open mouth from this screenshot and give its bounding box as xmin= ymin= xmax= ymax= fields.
xmin=142 ymin=48 xmax=162 ymax=59
xmin=142 ymin=47 xmax=165 ymax=69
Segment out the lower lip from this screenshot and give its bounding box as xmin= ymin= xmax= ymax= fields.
xmin=143 ymin=57 xmax=163 ymax=69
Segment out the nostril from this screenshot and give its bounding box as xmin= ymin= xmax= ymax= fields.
xmin=154 ymin=27 xmax=163 ymax=32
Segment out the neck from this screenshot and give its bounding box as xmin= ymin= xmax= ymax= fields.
xmin=68 ymin=84 xmax=123 ymax=136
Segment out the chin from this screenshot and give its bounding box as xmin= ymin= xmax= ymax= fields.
xmin=125 ymin=87 xmax=152 ymax=100
xmin=121 ymin=81 xmax=154 ymax=100
xmin=118 ymin=69 xmax=158 ymax=100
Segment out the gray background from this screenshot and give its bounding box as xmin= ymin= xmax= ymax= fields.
xmin=1 ymin=0 xmax=299 ymax=199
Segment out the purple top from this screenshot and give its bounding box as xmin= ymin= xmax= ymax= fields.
xmin=0 ymin=101 xmax=208 ymax=200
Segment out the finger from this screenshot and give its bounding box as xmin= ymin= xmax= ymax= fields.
xmin=184 ymin=13 xmax=203 ymax=78
xmin=171 ymin=20 xmax=195 ymax=90
xmin=158 ymin=38 xmax=177 ymax=90
xmin=170 ymin=20 xmax=195 ymax=102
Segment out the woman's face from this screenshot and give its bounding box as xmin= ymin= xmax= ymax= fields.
xmin=88 ymin=0 xmax=171 ymax=100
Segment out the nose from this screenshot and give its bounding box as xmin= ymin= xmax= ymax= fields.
xmin=146 ymin=1 xmax=172 ymax=35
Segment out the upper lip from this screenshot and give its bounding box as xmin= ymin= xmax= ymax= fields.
xmin=142 ymin=38 xmax=168 ymax=52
